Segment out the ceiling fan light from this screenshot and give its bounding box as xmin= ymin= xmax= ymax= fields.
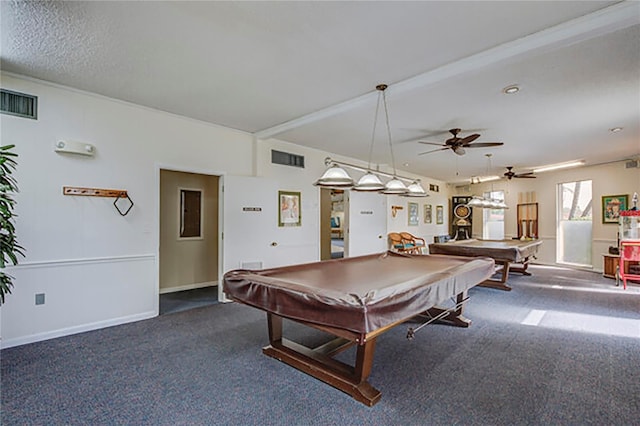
xmin=314 ymin=164 xmax=354 ymax=187
xmin=404 ymin=180 xmax=428 ymax=197
xmin=454 ymin=146 xmax=466 ymax=156
xmin=381 ymin=177 xmax=408 ymax=194
xmin=353 ymin=172 xmax=385 ymax=191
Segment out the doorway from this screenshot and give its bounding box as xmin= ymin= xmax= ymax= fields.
xmin=320 ymin=189 xmax=345 ymax=260
xmin=557 ymin=180 xmax=593 ymax=267
xmin=159 ymin=169 xmax=220 ymax=314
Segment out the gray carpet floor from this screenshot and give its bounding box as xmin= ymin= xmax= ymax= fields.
xmin=1 ymin=265 xmax=639 ymax=425
xmin=159 ymin=286 xmax=218 ymax=315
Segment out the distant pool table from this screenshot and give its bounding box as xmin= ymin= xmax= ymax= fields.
xmin=223 ymin=251 xmax=494 ymax=406
xmin=428 ymin=238 xmax=542 ymax=291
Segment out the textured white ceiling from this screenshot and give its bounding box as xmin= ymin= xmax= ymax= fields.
xmin=2 ymin=1 xmax=639 ymax=182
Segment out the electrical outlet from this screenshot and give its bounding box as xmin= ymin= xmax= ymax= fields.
xmin=35 ymin=293 xmax=45 ymax=305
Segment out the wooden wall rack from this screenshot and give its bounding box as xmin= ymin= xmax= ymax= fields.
xmin=63 ymin=186 xmax=134 ymax=216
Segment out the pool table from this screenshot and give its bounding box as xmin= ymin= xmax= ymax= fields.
xmin=223 ymin=251 xmax=494 ymax=406
xmin=428 ymin=238 xmax=542 ymax=291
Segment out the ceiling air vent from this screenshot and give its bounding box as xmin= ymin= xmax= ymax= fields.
xmin=1 ymin=89 xmax=38 ymax=120
xmin=271 ymin=150 xmax=305 ymax=168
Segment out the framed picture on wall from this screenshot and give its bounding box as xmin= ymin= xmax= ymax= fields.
xmin=424 ymin=204 xmax=432 ymax=224
xmin=602 ymin=194 xmax=628 ymax=224
xmin=408 ymin=202 xmax=419 ymax=226
xmin=436 ymin=205 xmax=444 ymax=224
xmin=278 ymin=190 xmax=301 ymax=227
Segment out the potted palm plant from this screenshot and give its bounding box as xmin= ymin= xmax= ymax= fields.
xmin=0 ymin=144 xmax=24 ymax=305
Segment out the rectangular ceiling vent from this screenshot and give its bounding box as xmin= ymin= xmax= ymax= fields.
xmin=271 ymin=150 xmax=305 ymax=168
xmin=1 ymin=89 xmax=38 ymax=120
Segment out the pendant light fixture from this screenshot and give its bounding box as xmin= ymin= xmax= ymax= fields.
xmin=376 ymin=84 xmax=408 ymax=195
xmin=314 ymin=163 xmax=355 ymax=188
xmin=467 ymin=153 xmax=508 ymax=209
xmin=315 ymin=83 xmax=427 ymax=197
xmin=353 ymin=84 xmax=385 ymax=191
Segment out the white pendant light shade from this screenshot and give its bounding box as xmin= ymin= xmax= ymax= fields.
xmin=467 ymin=197 xmax=484 ymax=208
xmin=404 ymin=180 xmax=428 ymax=197
xmin=314 ymin=164 xmax=354 ymax=187
xmin=353 ymin=172 xmax=385 ymax=191
xmin=381 ymin=177 xmax=408 ymax=194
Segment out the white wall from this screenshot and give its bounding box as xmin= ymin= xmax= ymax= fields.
xmin=458 ymin=161 xmax=640 ymax=270
xmin=386 ymin=183 xmax=451 ymax=249
xmin=1 ymin=75 xmax=254 ymax=347
xmin=0 ymin=74 xmax=468 ymax=347
xmin=257 ymin=139 xmax=447 ymax=255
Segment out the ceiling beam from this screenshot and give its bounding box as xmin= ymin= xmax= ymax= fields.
xmin=255 ymin=1 xmax=639 ymax=140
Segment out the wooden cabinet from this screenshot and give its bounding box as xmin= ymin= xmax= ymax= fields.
xmin=602 ymin=253 xmax=637 ymax=279
xmin=602 ymin=254 xmax=620 ymax=279
xmin=517 ymin=203 xmax=538 ymax=239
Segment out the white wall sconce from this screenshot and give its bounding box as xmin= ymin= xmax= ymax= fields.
xmin=55 ymin=140 xmax=95 ymax=157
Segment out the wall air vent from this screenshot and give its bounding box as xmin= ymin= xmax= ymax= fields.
xmin=1 ymin=89 xmax=38 ymax=120
xmin=625 ymin=159 xmax=639 ymax=169
xmin=271 ymin=150 xmax=305 ymax=168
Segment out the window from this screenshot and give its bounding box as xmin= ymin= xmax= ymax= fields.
xmin=483 ymin=190 xmax=505 ymax=240
xmin=557 ymin=180 xmax=592 ymax=267
xmin=180 ymin=189 xmax=202 ymax=238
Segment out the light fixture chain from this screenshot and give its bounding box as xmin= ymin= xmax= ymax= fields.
xmin=382 ymin=90 xmax=397 ymax=175
xmin=368 ymin=92 xmax=382 ymax=170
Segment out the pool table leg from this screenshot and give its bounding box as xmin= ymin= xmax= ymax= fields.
xmin=478 ymin=260 xmax=512 ymax=291
xmin=425 ymin=291 xmax=472 ymax=327
xmin=510 ymin=258 xmax=532 ymax=276
xmin=262 ymin=313 xmax=382 ymax=406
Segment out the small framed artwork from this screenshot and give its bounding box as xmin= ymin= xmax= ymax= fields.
xmin=278 ymin=190 xmax=301 ymax=227
xmin=424 ymin=204 xmax=432 ymax=224
xmin=408 ymin=202 xmax=419 ymax=226
xmin=436 ymin=205 xmax=444 ymax=224
xmin=602 ymin=194 xmax=628 ymax=224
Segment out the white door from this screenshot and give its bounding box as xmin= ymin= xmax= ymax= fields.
xmin=345 ymin=191 xmax=387 ymax=257
xmin=220 ymin=175 xmax=280 ymax=301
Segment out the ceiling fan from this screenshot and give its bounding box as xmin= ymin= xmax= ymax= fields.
xmin=504 ymin=166 xmax=536 ymax=180
xmin=418 ymin=128 xmax=504 ymax=156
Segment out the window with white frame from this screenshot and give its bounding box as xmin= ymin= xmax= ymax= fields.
xmin=483 ymin=190 xmax=505 ymax=240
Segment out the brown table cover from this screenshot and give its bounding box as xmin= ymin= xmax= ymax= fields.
xmin=223 ymin=251 xmax=494 ymax=335
xmin=428 ymin=239 xmax=542 ymax=262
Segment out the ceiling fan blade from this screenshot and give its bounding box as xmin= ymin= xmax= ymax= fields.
xmin=459 ymin=133 xmax=480 ymax=144
xmin=418 ymin=141 xmax=445 ymax=146
xmin=515 ymin=174 xmax=537 ymax=178
xmin=418 ymin=147 xmax=449 ymax=155
xmin=464 ymin=142 xmax=504 ymax=148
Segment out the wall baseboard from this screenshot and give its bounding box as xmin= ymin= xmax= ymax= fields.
xmin=159 ymin=281 xmax=218 ymax=294
xmin=1 ymin=310 xmax=157 ymax=349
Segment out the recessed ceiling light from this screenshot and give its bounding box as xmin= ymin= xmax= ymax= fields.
xmin=609 ymin=127 xmax=623 ymax=133
xmin=503 ymin=85 xmax=520 ymax=94
xmin=403 ymin=162 xmax=410 ymax=167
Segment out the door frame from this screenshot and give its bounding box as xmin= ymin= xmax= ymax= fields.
xmin=155 ymin=164 xmax=226 ymax=308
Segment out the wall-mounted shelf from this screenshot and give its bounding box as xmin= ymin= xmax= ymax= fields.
xmin=63 ymin=186 xmax=134 ymax=216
